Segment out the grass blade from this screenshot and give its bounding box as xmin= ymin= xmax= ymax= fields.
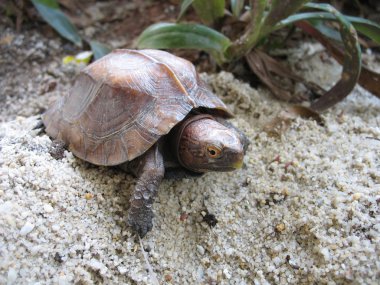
xmin=262 ymin=0 xmax=311 ymax=33
xmin=178 ymin=0 xmax=194 ymax=21
xmin=228 ymin=0 xmax=310 ymax=58
xmin=137 ymin=23 xmax=231 ymax=64
xmin=309 ymin=20 xmax=342 ymax=41
xmin=251 ymin=0 xmax=269 ymax=32
xmin=343 ymin=16 xmax=380 ymax=45
xmin=227 ymin=0 xmax=268 ymax=58
xmin=192 ymin=0 xmax=225 ymax=24
xmin=231 ymin=0 xmax=245 ymax=18
xmin=276 ymin=12 xmax=380 ymax=45
xmin=31 ymin=0 xmax=82 ymax=47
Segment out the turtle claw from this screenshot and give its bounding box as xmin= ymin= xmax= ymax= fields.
xmin=32 ymin=119 xmax=45 ymax=136
xmin=32 ymin=119 xmax=44 ymax=130
xmin=128 ymin=209 xmax=153 ymax=238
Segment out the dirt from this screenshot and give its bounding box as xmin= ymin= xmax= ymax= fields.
xmin=1 ymin=2 xmax=380 ymax=284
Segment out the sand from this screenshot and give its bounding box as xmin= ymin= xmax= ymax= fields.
xmin=1 ymin=30 xmax=380 ymax=284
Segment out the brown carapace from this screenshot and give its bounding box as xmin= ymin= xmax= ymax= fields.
xmin=43 ymin=49 xmax=248 ymax=237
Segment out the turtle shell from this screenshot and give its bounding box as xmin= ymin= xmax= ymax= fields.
xmin=43 ymin=49 xmax=232 ymax=166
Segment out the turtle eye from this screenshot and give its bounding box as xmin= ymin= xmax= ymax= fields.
xmin=206 ymin=146 xmax=222 ymax=158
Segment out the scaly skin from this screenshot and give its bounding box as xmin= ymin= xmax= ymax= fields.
xmin=127 ymin=143 xmax=164 ymax=237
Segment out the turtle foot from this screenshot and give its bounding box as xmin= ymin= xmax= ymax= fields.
xmin=128 ymin=208 xmax=154 ymax=238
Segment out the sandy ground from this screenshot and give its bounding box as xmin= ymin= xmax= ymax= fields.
xmin=1 ymin=28 xmax=380 ymax=284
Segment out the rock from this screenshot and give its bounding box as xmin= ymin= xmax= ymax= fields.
xmin=196 ymin=245 xmax=205 ymax=255
xmin=20 ymin=222 xmax=34 ymax=236
xmin=7 ymin=268 xmax=17 ymax=285
xmin=223 ymin=268 xmax=231 ymax=279
xmin=43 ymin=204 xmax=54 ymax=213
xmin=88 ymin=259 xmax=108 ymax=275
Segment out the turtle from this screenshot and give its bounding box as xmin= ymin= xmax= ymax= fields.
xmin=42 ymin=49 xmax=249 ymax=237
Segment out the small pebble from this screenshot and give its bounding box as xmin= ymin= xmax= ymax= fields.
xmin=88 ymin=258 xmax=107 ymax=274
xmin=223 ymin=268 xmax=231 ymax=279
xmin=58 ymin=273 xmax=69 ymax=285
xmin=179 ymin=212 xmax=188 ymax=221
xmin=275 ymin=223 xmax=286 ymax=233
xmin=321 ymin=248 xmax=330 ymax=260
xmin=53 ymin=252 xmax=63 ymax=263
xmin=118 ymin=266 xmax=128 ymax=274
xmin=352 ymin=193 xmax=361 ymax=201
xmin=51 ymin=224 xmax=60 ymax=232
xmin=196 ymin=245 xmax=205 ymax=255
xmin=239 ymin=261 xmax=249 ymax=270
xmin=7 ymin=268 xmax=17 ymax=284
xmin=43 ymin=204 xmax=54 ymax=213
xmin=84 ymin=193 xmax=93 ymax=200
xmin=196 ymin=266 xmax=204 ymax=281
xmin=20 ymin=222 xmax=35 ymax=236
xmin=164 ymin=274 xmax=172 ymax=282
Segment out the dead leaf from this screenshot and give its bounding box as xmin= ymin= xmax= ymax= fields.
xmin=246 ymin=49 xmax=325 ymax=103
xmin=264 ymin=105 xmax=323 ymax=136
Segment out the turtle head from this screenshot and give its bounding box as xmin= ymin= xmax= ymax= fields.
xmin=177 ymin=117 xmax=245 ymax=173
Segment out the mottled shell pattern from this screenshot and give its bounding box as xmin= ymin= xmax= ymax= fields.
xmin=43 ymin=49 xmax=232 ymax=166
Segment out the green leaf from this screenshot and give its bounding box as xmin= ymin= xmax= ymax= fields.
xmin=262 ymin=0 xmax=311 ymax=34
xmin=33 ymin=0 xmax=58 ymax=8
xmin=304 ymin=3 xmax=380 ymax=44
xmin=192 ymin=0 xmax=225 ymax=24
xmin=342 ymin=16 xmax=380 ymax=44
xmin=137 ymin=23 xmax=231 ymax=64
xmin=309 ymin=20 xmax=342 ymax=41
xmin=227 ymin=0 xmax=268 ymax=58
xmin=231 ymin=0 xmax=245 ymax=18
xmin=251 ymin=0 xmax=268 ymax=31
xmin=276 ymin=11 xmax=380 ymax=44
xmin=178 ymin=0 xmax=194 ymax=21
xmin=228 ymin=0 xmax=311 ymax=59
xmin=89 ymin=41 xmax=112 ymax=60
xmin=31 ymin=0 xmax=82 ymax=47
xmin=276 ymin=12 xmax=331 ymax=29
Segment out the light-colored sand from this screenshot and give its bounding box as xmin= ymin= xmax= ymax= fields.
xmin=1 ymin=42 xmax=380 ymax=284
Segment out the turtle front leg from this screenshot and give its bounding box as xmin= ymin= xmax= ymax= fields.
xmin=127 ymin=143 xmax=164 ymax=238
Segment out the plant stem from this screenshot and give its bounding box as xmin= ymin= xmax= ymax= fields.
xmin=227 ymin=0 xmax=268 ymax=60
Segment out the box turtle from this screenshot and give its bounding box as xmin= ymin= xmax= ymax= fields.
xmin=42 ymin=49 xmax=249 ymax=237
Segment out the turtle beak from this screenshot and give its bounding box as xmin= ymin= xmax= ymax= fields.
xmin=232 ymin=157 xmax=244 ymax=169
xmin=208 ymin=151 xmax=244 ymax=172
xmin=225 ymin=135 xmax=245 ymax=171
xmin=231 ymin=150 xmax=244 ymax=169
